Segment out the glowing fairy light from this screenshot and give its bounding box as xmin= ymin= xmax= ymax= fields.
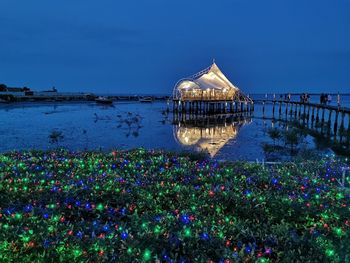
xmin=0 ymin=149 xmax=348 ymax=262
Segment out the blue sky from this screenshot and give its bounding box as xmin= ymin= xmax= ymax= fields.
xmin=0 ymin=0 xmax=349 ymax=94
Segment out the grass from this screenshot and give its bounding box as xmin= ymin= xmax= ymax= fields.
xmin=0 ymin=149 xmax=349 ymax=262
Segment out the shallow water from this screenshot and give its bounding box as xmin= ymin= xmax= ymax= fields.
xmin=0 ymin=101 xmax=347 ymax=161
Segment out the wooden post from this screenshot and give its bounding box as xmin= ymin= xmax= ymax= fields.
xmin=262 ymin=101 xmax=265 ymax=118
xmin=339 ymin=110 xmax=345 ymax=143
xmin=334 ymin=109 xmax=339 ymax=140
xmin=302 ymin=104 xmax=306 ymax=125
xmin=327 ymin=110 xmax=332 ymax=138
xmin=279 ymin=101 xmax=282 ymax=116
xmin=321 ymin=108 xmax=325 ymax=134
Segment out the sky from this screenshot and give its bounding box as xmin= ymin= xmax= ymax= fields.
xmin=0 ymin=0 xmax=349 ymax=94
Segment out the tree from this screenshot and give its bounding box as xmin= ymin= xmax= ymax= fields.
xmin=284 ymin=128 xmax=304 ymax=153
xmin=267 ymin=128 xmax=282 ymax=146
xmin=0 ymin=84 xmax=7 ymax=91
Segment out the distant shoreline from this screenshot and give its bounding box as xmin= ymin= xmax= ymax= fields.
xmin=0 ymin=91 xmax=349 ymax=104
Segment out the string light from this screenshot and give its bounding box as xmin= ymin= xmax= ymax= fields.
xmin=0 ymin=149 xmax=348 ymax=262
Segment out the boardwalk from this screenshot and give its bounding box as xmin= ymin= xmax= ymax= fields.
xmin=254 ymin=99 xmax=350 ymax=153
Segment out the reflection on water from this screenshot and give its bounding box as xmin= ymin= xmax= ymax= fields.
xmin=174 ymin=115 xmax=252 ymax=157
xmin=0 ymin=102 xmax=345 ymax=160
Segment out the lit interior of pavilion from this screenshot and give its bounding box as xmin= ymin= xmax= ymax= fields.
xmin=173 ymin=61 xmax=252 ymax=103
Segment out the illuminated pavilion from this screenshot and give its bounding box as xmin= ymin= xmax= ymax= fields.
xmin=173 ymin=61 xmax=252 ymax=103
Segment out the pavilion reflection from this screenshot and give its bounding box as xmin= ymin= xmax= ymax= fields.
xmin=173 ymin=115 xmax=252 ymax=157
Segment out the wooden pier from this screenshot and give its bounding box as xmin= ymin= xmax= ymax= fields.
xmin=172 ymin=99 xmax=254 ymax=116
xmin=255 ymin=99 xmax=350 ymax=152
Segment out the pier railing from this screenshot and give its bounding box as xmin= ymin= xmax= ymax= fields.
xmin=254 ymin=99 xmax=350 ymax=153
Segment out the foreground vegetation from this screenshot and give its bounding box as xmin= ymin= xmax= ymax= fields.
xmin=0 ymin=149 xmax=349 ymax=262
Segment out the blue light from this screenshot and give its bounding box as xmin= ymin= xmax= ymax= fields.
xmin=180 ymin=214 xmax=190 ymax=225
xmin=43 ymin=239 xmax=50 ymax=249
xmin=244 ymin=246 xmax=251 ymax=254
xmin=121 ymin=232 xmax=128 ymax=240
xmin=201 ymin=233 xmax=209 ymax=241
xmin=120 ymin=207 xmax=127 ymax=216
xmin=76 ymin=231 xmax=83 ymax=239
xmin=24 ymin=205 xmax=33 ymax=213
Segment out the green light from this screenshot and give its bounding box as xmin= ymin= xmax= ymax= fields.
xmin=127 ymin=247 xmax=133 ymax=254
xmin=73 ymin=249 xmax=82 ymax=257
xmin=15 ymin=213 xmax=22 ymax=220
xmin=154 ymin=225 xmax=161 ymax=234
xmin=334 ymin=227 xmax=342 ymax=236
xmin=143 ymin=249 xmax=151 ymax=261
xmin=184 ymin=228 xmax=191 ymax=237
xmin=96 ymin=203 xmax=104 ymax=211
xmin=22 ymin=236 xmax=30 ymax=242
xmin=336 ymin=193 xmax=344 ymax=200
xmin=325 ymin=249 xmax=335 ymax=257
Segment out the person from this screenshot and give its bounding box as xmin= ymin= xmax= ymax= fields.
xmin=288 ymin=93 xmax=291 ymax=101
xmin=320 ymin=94 xmax=323 ymax=104
xmin=327 ymin=94 xmax=332 ymax=105
xmin=337 ymin=93 xmax=340 ymax=106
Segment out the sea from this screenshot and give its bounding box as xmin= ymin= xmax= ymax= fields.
xmin=0 ymin=94 xmax=349 ymax=161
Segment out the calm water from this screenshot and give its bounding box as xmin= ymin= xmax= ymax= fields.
xmin=0 ymin=100 xmax=349 ymax=161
